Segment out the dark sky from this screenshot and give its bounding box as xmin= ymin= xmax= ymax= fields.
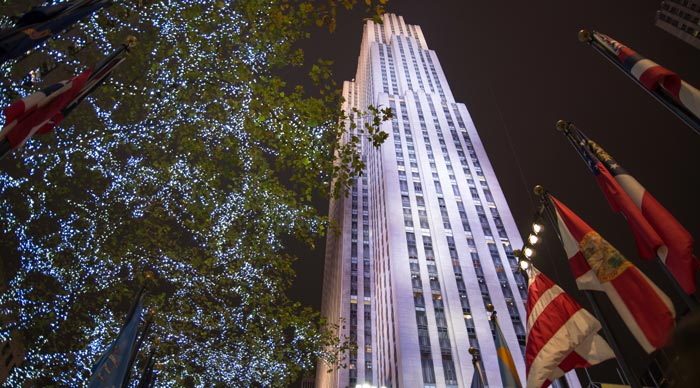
xmin=290 ymin=0 xmax=700 ymax=384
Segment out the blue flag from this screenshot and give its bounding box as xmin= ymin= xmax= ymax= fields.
xmin=87 ymin=295 xmax=143 ymax=388
xmin=493 ymin=314 xmax=523 ymax=388
xmin=0 ymin=0 xmax=112 ymax=63
xmin=470 ymin=361 xmax=485 ymax=388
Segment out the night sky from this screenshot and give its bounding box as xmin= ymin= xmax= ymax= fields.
xmin=290 ymin=0 xmax=700 ymax=384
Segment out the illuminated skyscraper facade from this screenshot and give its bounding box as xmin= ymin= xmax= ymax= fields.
xmin=316 ymin=14 xmax=580 ymax=388
xmin=655 ymin=0 xmax=700 ymax=50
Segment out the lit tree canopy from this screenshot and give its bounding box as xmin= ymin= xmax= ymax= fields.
xmin=0 ymin=0 xmax=389 ymax=386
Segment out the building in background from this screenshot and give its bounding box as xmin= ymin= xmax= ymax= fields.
xmin=655 ymin=0 xmax=700 ymax=50
xmin=316 ymin=14 xmax=580 ymax=388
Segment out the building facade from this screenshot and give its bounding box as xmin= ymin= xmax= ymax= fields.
xmin=316 ymin=14 xmax=579 ymax=388
xmin=655 ymin=0 xmax=700 ymax=50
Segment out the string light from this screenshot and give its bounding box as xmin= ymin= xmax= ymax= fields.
xmin=528 ymin=233 xmax=539 ymax=245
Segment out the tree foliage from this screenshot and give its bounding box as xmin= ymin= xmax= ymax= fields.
xmin=0 ymin=0 xmax=389 ymax=386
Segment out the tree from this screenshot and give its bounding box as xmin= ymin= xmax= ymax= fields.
xmin=0 ymin=0 xmax=390 ymax=386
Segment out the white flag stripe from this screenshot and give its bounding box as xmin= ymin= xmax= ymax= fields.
xmin=679 ymin=80 xmax=700 ymax=118
xmin=600 ymin=282 xmax=654 ymax=353
xmin=614 ymin=174 xmax=644 ymax=209
xmin=554 ymin=209 xmax=603 ymax=291
xmin=526 ymin=309 xmax=612 ymax=388
xmin=527 ymin=284 xmax=564 ymax=331
xmin=574 ymin=334 xmax=615 ymax=365
xmin=630 ymin=58 xmax=658 ymax=81
xmin=556 ymin=209 xmax=580 ymax=259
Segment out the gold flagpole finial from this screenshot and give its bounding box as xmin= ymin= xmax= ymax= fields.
xmin=533 ymin=185 xmax=546 ymax=197
xmin=125 ymin=35 xmax=138 ymax=49
xmin=555 ymin=119 xmax=570 ymax=133
xmin=578 ymin=29 xmax=592 ymax=42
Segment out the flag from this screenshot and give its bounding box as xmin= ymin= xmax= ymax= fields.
xmin=562 ymin=123 xmax=664 ymax=262
xmin=87 ymin=292 xmax=143 ymax=387
xmin=493 ymin=312 xmax=523 ymax=388
xmin=0 ymin=0 xmax=112 ymax=63
xmin=1 ymin=46 xmax=127 ymax=158
xmin=525 ymin=266 xmax=615 ymax=388
xmin=550 ymin=194 xmax=675 ymax=353
xmin=1 ymin=69 xmax=92 ymax=152
xmin=470 ymin=360 xmax=485 ymax=388
xmin=590 ymin=31 xmax=700 ymax=123
xmin=586 ymin=137 xmax=698 ymax=295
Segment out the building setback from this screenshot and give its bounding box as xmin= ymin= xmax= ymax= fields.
xmin=316 ymin=14 xmax=580 ymax=388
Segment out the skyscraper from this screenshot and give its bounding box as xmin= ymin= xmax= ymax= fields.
xmin=316 ymin=14 xmax=580 ymax=388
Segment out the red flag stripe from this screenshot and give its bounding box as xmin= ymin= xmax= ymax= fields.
xmin=558 ymin=351 xmax=590 ymax=376
xmin=526 ymin=292 xmax=583 ymax=368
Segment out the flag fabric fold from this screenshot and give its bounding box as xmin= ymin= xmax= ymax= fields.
xmin=87 ymin=293 xmax=144 ymax=388
xmin=1 ymin=69 xmax=92 ymax=152
xmin=525 ymin=266 xmax=614 ymax=388
xmin=550 ymin=194 xmax=675 ymax=353
xmin=586 ymin=137 xmax=698 ymax=294
xmin=563 ymin=125 xmax=664 ymax=261
xmin=591 ymin=31 xmax=700 ymax=122
xmin=0 ymin=0 xmax=112 ymax=64
xmin=1 ymin=46 xmax=127 ymax=158
xmin=493 ymin=313 xmax=524 ymax=388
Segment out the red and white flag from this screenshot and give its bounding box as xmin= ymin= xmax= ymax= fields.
xmin=1 ymin=68 xmax=92 ymax=151
xmin=550 ymin=195 xmax=675 ymax=353
xmin=525 ymin=266 xmax=614 ymax=388
xmin=592 ymin=31 xmax=700 ymax=121
xmin=586 ymin=138 xmax=698 ymax=295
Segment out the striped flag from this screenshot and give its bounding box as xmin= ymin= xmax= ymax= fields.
xmin=493 ymin=312 xmax=523 ymax=388
xmin=550 ymin=194 xmax=675 ymax=353
xmin=590 ymin=31 xmax=700 ymax=123
xmin=0 ymin=69 xmax=92 ymax=151
xmin=526 ymin=266 xmax=614 ymax=388
xmin=586 ymin=137 xmax=698 ymax=295
xmin=0 ymin=45 xmax=128 ymax=158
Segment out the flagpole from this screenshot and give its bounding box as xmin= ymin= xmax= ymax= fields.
xmin=469 ymin=346 xmax=487 ymax=388
xmin=535 ymin=185 xmax=642 ymax=388
xmin=557 ymin=121 xmax=700 ymax=313
xmin=579 ymin=30 xmax=700 ymax=136
xmin=654 ymin=257 xmax=700 ymax=314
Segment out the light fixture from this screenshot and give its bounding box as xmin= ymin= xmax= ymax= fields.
xmin=519 ymin=259 xmax=530 ymax=271
xmin=523 ymin=246 xmax=534 ymax=258
xmin=532 ymin=222 xmax=543 ymax=234
xmin=528 ymin=233 xmax=539 ymax=245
